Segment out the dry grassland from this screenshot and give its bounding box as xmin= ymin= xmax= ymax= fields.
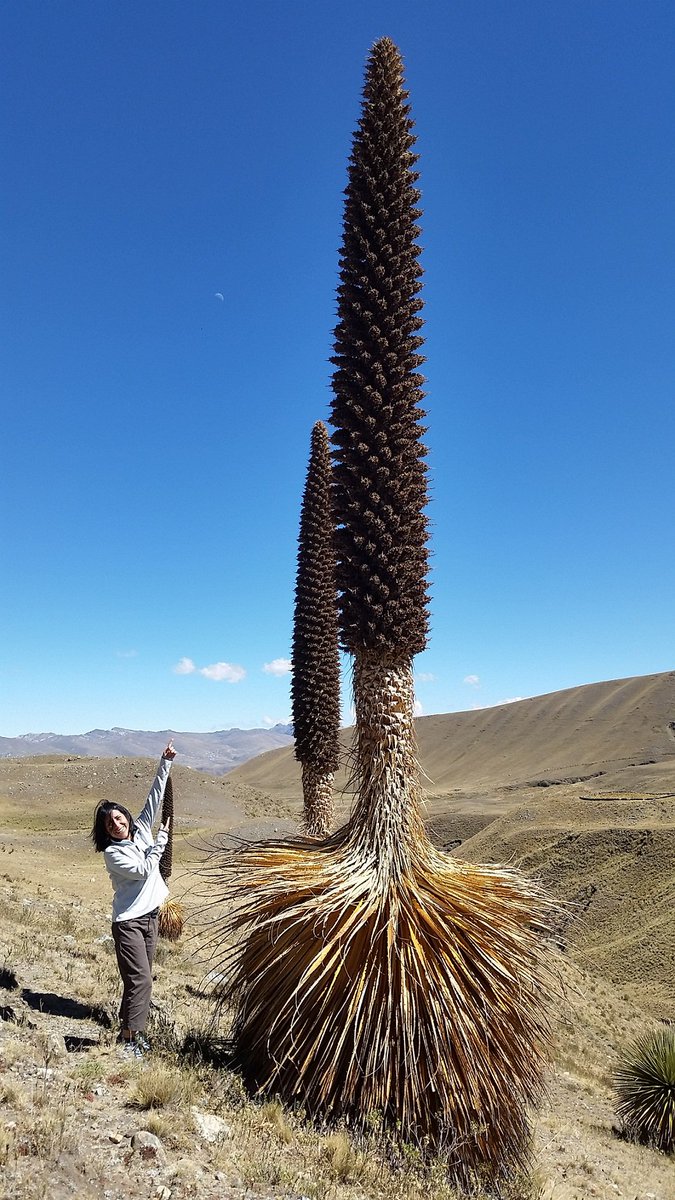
xmin=0 ymin=671 xmax=674 ymax=1199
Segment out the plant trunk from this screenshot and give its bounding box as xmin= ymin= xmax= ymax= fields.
xmin=347 ymin=652 xmax=427 ymax=883
xmin=301 ymin=763 xmax=334 ymax=838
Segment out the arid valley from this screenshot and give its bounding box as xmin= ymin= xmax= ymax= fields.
xmin=0 ymin=671 xmax=673 ymax=1199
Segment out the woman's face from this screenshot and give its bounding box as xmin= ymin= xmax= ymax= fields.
xmin=105 ymin=809 xmax=130 ymax=840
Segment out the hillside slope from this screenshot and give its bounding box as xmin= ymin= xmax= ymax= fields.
xmin=230 ymin=670 xmax=675 ymax=796
xmin=229 ymin=671 xmax=675 ymax=1018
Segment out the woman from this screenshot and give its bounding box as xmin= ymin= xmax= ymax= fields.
xmin=91 ymin=741 xmax=176 ymax=1057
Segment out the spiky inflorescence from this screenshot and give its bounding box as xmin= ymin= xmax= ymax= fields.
xmin=158 ymin=774 xmax=184 ymax=939
xmin=159 ymin=774 xmax=174 ymax=882
xmin=291 ymin=422 xmax=341 ymax=836
xmin=613 ymin=1028 xmax=675 ymax=1152
xmin=330 ymin=36 xmax=429 ymax=658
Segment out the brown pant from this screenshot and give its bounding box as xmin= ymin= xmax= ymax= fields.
xmin=112 ymin=910 xmax=159 ymax=1032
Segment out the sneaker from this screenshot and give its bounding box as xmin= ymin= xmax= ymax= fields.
xmin=119 ymin=1039 xmax=144 ymax=1060
xmin=133 ymin=1033 xmax=151 ymax=1052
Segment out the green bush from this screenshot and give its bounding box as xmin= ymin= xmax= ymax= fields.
xmin=613 ymin=1026 xmax=675 ymax=1153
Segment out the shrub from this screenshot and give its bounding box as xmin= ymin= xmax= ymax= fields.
xmin=613 ymin=1026 xmax=675 ymax=1152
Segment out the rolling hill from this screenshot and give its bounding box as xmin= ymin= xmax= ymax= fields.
xmin=229 ymin=671 xmax=675 ymax=1017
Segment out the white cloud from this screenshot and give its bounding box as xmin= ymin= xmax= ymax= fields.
xmin=463 ymin=674 xmax=480 ymax=687
xmin=116 ymin=649 xmax=138 ymax=659
xmin=199 ymin=662 xmax=246 ymax=683
xmin=416 ymin=671 xmax=436 ymax=683
xmin=174 ymin=656 xmax=245 ymax=683
xmin=173 ymin=657 xmax=196 ymax=675
xmin=263 ymin=658 xmax=292 ymax=677
xmin=414 ymin=699 xmax=424 ymax=717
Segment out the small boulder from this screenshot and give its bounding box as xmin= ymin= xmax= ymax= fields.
xmin=130 ymin=1130 xmax=167 ymax=1166
xmin=190 ymin=1107 xmax=232 ymax=1142
xmin=41 ymin=1031 xmax=67 ymax=1060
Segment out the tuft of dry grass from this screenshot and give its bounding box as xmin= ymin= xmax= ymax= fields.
xmin=0 ymin=1036 xmax=30 ymax=1067
xmin=17 ymin=1083 xmax=76 ymax=1162
xmin=0 ymin=1077 xmax=29 ymax=1108
xmin=139 ymin=1108 xmax=182 ymax=1144
xmin=127 ymin=1061 xmax=193 ymax=1109
xmin=261 ymin=1099 xmax=294 ymax=1143
xmin=324 ymin=1130 xmax=368 ymax=1182
xmin=71 ymin=1058 xmax=105 ymax=1091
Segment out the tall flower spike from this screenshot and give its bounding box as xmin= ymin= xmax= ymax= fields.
xmin=159 ymin=774 xmax=174 ymax=882
xmin=291 ymin=421 xmax=341 ymax=837
xmin=330 ymin=36 xmax=430 ymax=658
xmin=158 ymin=774 xmax=184 ymax=941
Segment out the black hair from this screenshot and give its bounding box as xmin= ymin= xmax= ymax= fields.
xmin=91 ymin=801 xmax=136 ymax=853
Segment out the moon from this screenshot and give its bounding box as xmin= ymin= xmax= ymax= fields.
xmin=214 ymin=292 xmax=224 ymax=301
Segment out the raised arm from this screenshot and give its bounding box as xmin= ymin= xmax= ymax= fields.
xmin=135 ymin=742 xmax=177 ymax=840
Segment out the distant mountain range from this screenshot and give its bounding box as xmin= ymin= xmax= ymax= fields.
xmin=0 ymin=725 xmax=295 ymax=775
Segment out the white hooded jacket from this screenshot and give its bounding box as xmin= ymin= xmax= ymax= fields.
xmin=104 ymin=755 xmax=171 ymax=922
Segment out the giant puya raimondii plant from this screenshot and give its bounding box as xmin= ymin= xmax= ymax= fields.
xmin=291 ymin=421 xmax=341 ymax=837
xmin=213 ymin=38 xmax=557 ymax=1186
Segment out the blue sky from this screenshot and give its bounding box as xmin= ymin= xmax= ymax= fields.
xmin=2 ymin=0 xmax=674 ymax=737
